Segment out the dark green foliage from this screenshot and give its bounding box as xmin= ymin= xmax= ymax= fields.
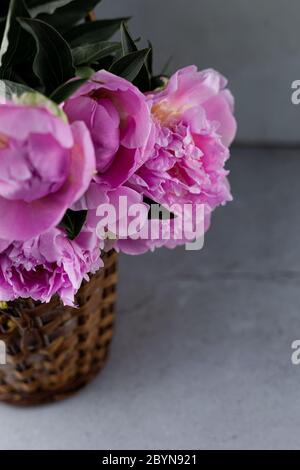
xmin=60 ymin=209 xmax=87 ymax=240
xmin=120 ymin=22 xmax=151 ymax=92
xmin=72 ymin=41 xmax=120 ymax=66
xmin=0 ymin=0 xmax=35 ymax=80
xmin=110 ymin=48 xmax=151 ymax=83
xmin=66 ymin=18 xmax=129 ymax=47
xmin=27 ymin=0 xmax=102 ymax=31
xmin=50 ymin=77 xmax=87 ymax=103
xmin=0 ymin=0 xmax=158 ymax=93
xmin=19 ymin=18 xmax=75 ymax=94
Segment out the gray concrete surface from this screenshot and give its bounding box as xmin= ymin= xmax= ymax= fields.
xmin=97 ymin=0 xmax=300 ymax=144
xmin=1 ymin=148 xmax=300 ymax=449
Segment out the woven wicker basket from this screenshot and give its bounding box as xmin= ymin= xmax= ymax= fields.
xmin=0 ymin=251 xmax=118 ymax=406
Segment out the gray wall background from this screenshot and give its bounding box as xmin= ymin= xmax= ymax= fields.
xmin=97 ymin=0 xmax=300 ymax=145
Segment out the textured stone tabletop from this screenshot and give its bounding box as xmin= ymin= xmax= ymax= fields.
xmin=1 ymin=148 xmax=300 ymax=450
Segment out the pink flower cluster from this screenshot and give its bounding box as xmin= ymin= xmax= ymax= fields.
xmin=0 ymin=228 xmax=102 ymax=306
xmin=0 ymin=66 xmax=236 ymax=305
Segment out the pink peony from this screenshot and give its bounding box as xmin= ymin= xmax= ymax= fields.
xmin=0 ymin=102 xmax=96 ymax=242
xmin=64 ymin=70 xmax=154 ymax=192
xmin=0 ymin=226 xmax=103 ymax=306
xmin=127 ymin=65 xmax=237 ymax=250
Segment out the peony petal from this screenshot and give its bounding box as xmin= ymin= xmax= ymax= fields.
xmin=0 ymin=121 xmax=95 ymax=242
xmin=204 ymin=90 xmax=237 ymax=146
xmin=0 ymin=104 xmax=73 ymax=147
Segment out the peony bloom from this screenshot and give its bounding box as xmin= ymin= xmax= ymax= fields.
xmin=63 ymin=70 xmax=154 ymax=191
xmin=0 ymin=102 xmax=96 ymax=242
xmin=0 ymin=226 xmax=103 ymax=306
xmin=112 ymin=65 xmax=237 ymax=254
xmin=128 ymin=66 xmax=237 ymax=247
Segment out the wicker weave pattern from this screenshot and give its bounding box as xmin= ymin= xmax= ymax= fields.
xmin=0 ymin=251 xmax=118 ymax=406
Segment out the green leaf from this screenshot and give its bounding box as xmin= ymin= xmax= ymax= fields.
xmin=121 ymin=22 xmax=137 ymax=54
xmin=66 ymin=18 xmax=130 ymax=47
xmin=36 ymin=0 xmax=102 ymax=32
xmin=147 ymin=41 xmax=153 ymax=76
xmin=0 ymin=67 xmax=26 ymax=84
xmin=0 ymin=79 xmax=34 ymax=101
xmin=72 ymin=41 xmax=120 ymax=66
xmin=60 ymin=209 xmax=87 ymax=240
xmin=0 ymin=19 xmax=5 ymax=45
xmin=151 ymin=75 xmax=168 ymax=90
xmin=16 ymin=91 xmax=68 ymax=121
xmin=49 ymin=77 xmax=86 ymax=103
xmin=0 ymin=1 xmax=9 ymax=19
xmin=18 ymin=17 xmax=75 ymax=94
xmin=133 ymin=57 xmax=151 ymax=92
xmin=120 ymin=23 xmax=151 ymax=92
xmin=143 ymin=197 xmax=175 ymax=220
xmin=0 ymin=1 xmax=37 ymax=87
xmin=109 ymin=48 xmax=150 ymax=82
xmin=27 ymin=0 xmax=72 ymax=17
xmin=75 ymin=66 xmax=94 ymax=79
xmin=92 ymin=55 xmax=114 ymax=71
xmin=0 ymin=0 xmax=32 ymax=75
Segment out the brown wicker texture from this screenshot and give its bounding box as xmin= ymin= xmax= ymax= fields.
xmin=0 ymin=251 xmax=118 ymax=406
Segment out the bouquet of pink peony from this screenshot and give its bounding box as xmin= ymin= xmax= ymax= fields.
xmin=0 ymin=0 xmax=237 ymax=307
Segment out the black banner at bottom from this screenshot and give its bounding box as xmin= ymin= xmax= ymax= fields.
xmin=0 ymin=450 xmax=297 ymax=465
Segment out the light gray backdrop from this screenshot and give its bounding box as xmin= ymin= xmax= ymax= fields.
xmin=97 ymin=0 xmax=300 ymax=145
